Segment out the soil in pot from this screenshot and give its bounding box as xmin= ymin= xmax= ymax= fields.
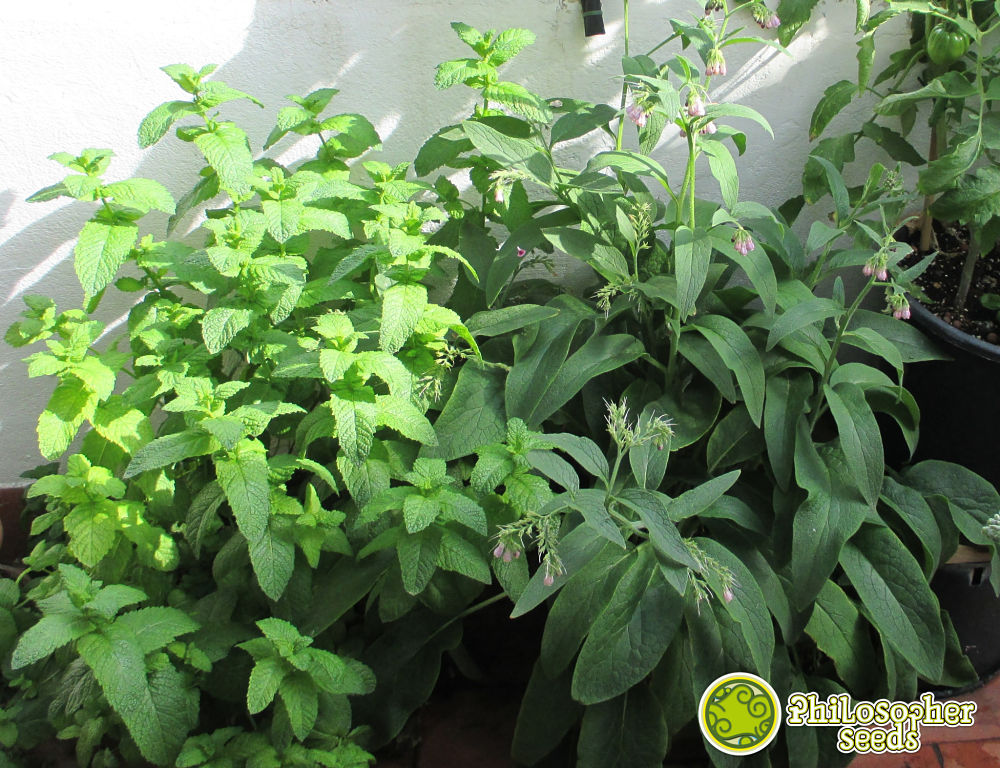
xmin=890 ymin=221 xmax=1000 ymax=489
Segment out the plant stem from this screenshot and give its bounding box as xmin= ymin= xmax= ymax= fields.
xmin=919 ymin=119 xmax=945 ymax=253
xmin=426 ymin=592 xmax=508 ymax=644
xmin=809 ymin=276 xmax=875 ymax=429
xmin=955 ymin=227 xmax=980 ymax=311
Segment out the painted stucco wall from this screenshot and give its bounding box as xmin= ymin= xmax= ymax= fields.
xmin=0 ymin=0 xmax=908 ymax=484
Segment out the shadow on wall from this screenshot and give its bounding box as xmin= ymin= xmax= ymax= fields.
xmin=0 ymin=0 xmax=889 ymax=482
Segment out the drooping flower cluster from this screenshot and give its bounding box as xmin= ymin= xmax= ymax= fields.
xmin=732 ymin=227 xmax=755 ymax=256
xmin=862 ymin=257 xmax=889 ymax=282
xmin=751 ymin=2 xmax=781 ymax=29
xmin=604 ymin=397 xmax=675 ymax=453
xmin=686 ymin=92 xmax=706 ymax=117
xmin=704 ymin=0 xmax=724 ymax=14
xmin=888 ymin=293 xmax=911 ymax=320
xmin=685 ymin=540 xmax=739 ymax=612
xmin=706 ymin=48 xmax=727 ymax=76
xmin=626 ymin=101 xmax=649 ymax=128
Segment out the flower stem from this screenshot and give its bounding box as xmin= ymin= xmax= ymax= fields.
xmin=615 ymin=0 xmax=631 ymax=151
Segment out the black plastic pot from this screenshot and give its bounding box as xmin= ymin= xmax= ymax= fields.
xmin=902 ymin=298 xmax=1000 ymax=490
xmin=931 ymin=559 xmax=1000 ymax=686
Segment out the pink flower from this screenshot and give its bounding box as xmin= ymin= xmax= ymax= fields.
xmin=723 ymin=587 xmax=734 ymax=604
xmin=704 ymin=0 xmax=724 ymax=13
xmin=687 ymin=93 xmax=706 ymax=118
xmin=894 ymin=302 xmax=911 ymax=320
xmin=862 ymin=263 xmax=874 ymax=277
xmin=493 ymin=544 xmax=505 ymax=559
xmin=516 ymin=247 xmax=527 ymax=258
xmin=543 ymin=573 xmax=555 ymax=587
xmin=700 ymin=121 xmax=717 ymax=135
xmin=494 ymin=186 xmax=505 ymax=204
xmin=876 ymin=267 xmax=888 ymax=282
xmin=626 ymin=103 xmax=648 ymax=128
xmin=732 ymin=228 xmax=755 ymax=256
xmin=706 ymin=49 xmax=727 ymax=77
xmin=766 ymin=13 xmax=781 ymax=29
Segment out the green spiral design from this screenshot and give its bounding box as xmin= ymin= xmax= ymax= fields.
xmin=703 ymin=679 xmax=776 ymax=749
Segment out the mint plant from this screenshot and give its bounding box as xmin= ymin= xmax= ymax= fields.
xmin=0 ymin=65 xmax=508 ymax=767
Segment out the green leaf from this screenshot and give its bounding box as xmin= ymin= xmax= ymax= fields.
xmin=436 ymin=528 xmax=491 ymax=583
xmin=65 ymin=504 xmax=117 ymax=567
xmin=300 ymin=206 xmax=352 ymax=238
xmin=764 ymin=373 xmax=812 ymax=490
xmin=193 ymin=122 xmax=253 ymax=200
xmin=75 ymin=220 xmax=139 ymax=298
xmin=690 ymin=316 xmax=765 ymax=426
xmin=859 ymin=122 xmax=923 ymax=165
xmin=11 ymin=613 xmax=92 ymax=669
xmin=698 ymin=538 xmax=775 ymax=677
xmin=809 ymin=80 xmax=855 ymax=141
xmin=201 ymin=306 xmax=254 ymax=354
xmin=577 ymin=686 xmax=669 ymax=768
xmin=918 ymin=134 xmax=979 ymax=196
xmin=489 ymin=27 xmax=536 ymax=65
xmin=703 ymin=102 xmax=773 ymax=137
xmin=375 ymin=395 xmax=436 ymax=445
xmin=138 ymin=100 xmax=197 ymax=148
xmin=461 ymin=119 xmax=553 ymax=186
xmin=674 ymin=226 xmax=713 ymax=319
xmin=777 ymin=0 xmax=822 ymax=44
xmin=849 ymin=309 xmax=948 ymax=362
xmin=278 ymin=673 xmax=318 ymax=741
xmin=840 ymin=525 xmax=945 ymax=680
xmin=544 ymin=433 xmax=610 ymax=482
xmin=428 ymin=363 xmax=506 ymax=460
xmin=106 ymin=178 xmax=175 ymax=214
xmin=585 ymin=150 xmax=669 ymax=187
xmin=568 ymin=490 xmax=626 ymax=548
xmin=93 ymin=399 xmax=154 ymax=454
xmin=767 ymin=297 xmax=843 ymax=351
xmin=215 ymin=438 xmax=271 ymax=542
xmin=618 ymin=489 xmax=699 ymax=569
xmin=380 ymin=283 xmax=427 ymax=353
xmin=543 ymin=228 xmax=629 ymax=282
xmin=540 ymin=544 xmax=631 ymax=676
xmin=248 ymin=656 xmax=287 ymax=713
xmin=791 ymin=423 xmax=868 ymax=607
xmin=261 ymin=198 xmax=304 ymax=243
xmin=512 ymin=662 xmax=583 ymax=765
xmin=114 ymin=607 xmax=199 ymax=654
xmin=397 ymin=529 xmax=440 ymax=595
xmin=249 ymin=518 xmax=295 ymax=600
xmin=465 ymin=304 xmax=559 ymax=337
xmin=551 ymin=103 xmax=618 ymax=145
xmin=701 ymin=142 xmax=739 ymax=209
xmin=484 ymin=81 xmax=553 ymax=123
xmin=804 ymin=580 xmax=875 ymax=693
xmin=825 ymin=382 xmax=883 ymax=505
xmin=124 ymin=429 xmax=216 ymax=478
xmin=434 ymin=58 xmax=491 ymax=89
xmin=331 ymin=391 xmax=377 ymax=465
xmin=78 ymin=627 xmax=197 ymax=765
xmin=572 ymin=547 xmax=681 ymax=704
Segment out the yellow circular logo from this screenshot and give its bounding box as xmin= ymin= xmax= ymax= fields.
xmin=698 ymin=673 xmax=782 ymax=755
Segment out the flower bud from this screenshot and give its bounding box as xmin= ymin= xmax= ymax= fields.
xmin=494 ymin=186 xmax=505 ymax=204
xmin=493 ymin=544 xmax=505 ymax=559
xmin=766 ymin=13 xmax=781 ymax=28
xmin=876 ymin=267 xmax=888 ymax=282
xmin=700 ymin=121 xmax=717 ymax=135
xmin=543 ymin=573 xmax=555 ymax=587
xmin=862 ymin=263 xmax=874 ymax=277
xmin=503 ymin=549 xmax=513 ymax=563
xmin=517 ymin=247 xmax=527 ymax=258
xmin=723 ymin=587 xmax=734 ymax=604
xmin=704 ymin=0 xmax=724 ymax=13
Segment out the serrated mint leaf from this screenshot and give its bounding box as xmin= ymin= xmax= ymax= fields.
xmin=380 ymin=283 xmax=427 ymax=353
xmin=201 ymin=306 xmax=254 ymax=354
xmin=402 ymin=494 xmax=440 ymax=533
xmin=125 ymin=430 xmax=217 ymax=478
xmin=249 ymin=517 xmax=295 ymax=600
xmin=105 ymin=178 xmax=176 ymax=214
xmin=436 ymin=529 xmax=491 ymax=584
xmin=11 ymin=613 xmax=92 ymax=669
xmin=193 ymin=122 xmax=253 ymax=200
xmin=75 ymin=220 xmax=139 ymax=298
xmin=248 ymin=656 xmax=288 ymax=714
xmin=375 ymin=395 xmax=436 ymax=445
xmin=138 ymin=100 xmax=198 ymax=149
xmin=397 ymin=529 xmax=440 ymax=595
xmin=215 ymin=439 xmax=270 ymax=543
xmin=278 ymin=672 xmax=319 ymax=741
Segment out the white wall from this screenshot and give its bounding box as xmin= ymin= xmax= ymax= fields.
xmin=0 ymin=0 xmax=908 ymax=484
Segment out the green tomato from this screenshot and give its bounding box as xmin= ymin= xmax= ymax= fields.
xmin=926 ymin=24 xmax=971 ymax=65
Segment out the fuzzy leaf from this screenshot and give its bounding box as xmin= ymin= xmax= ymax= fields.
xmin=215 ymin=439 xmax=271 ymax=542
xmin=75 ymin=220 xmax=139 ymax=298
xmin=380 ymin=283 xmax=427 ymax=353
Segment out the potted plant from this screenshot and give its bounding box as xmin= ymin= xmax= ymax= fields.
xmin=799 ymin=0 xmax=1000 ymax=489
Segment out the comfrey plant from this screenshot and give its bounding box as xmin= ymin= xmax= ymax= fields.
xmin=411 ymin=7 xmax=1000 ymax=766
